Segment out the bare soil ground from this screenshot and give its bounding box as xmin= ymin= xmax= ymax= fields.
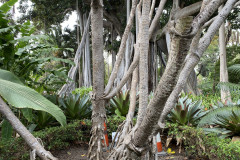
xmin=53 ymin=144 xmax=189 ymax=160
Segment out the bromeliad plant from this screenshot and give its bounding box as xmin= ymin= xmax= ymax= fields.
xmin=110 ymin=90 xmax=130 ymax=117
xmin=59 ymin=94 xmax=92 ymax=120
xmin=167 ymin=96 xmax=206 ymax=127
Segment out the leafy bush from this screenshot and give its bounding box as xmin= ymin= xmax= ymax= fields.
xmin=72 ymin=86 xmax=92 ymax=97
xmin=167 ymin=123 xmax=240 ymax=160
xmin=0 ymin=120 xmax=91 ymax=160
xmin=167 ymin=96 xmax=206 ymax=126
xmin=107 ymin=115 xmax=126 ymax=134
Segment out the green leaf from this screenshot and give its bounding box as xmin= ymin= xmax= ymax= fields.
xmin=11 ymin=35 xmax=48 ymax=43
xmin=1 ymin=119 xmax=13 ymax=142
xmin=21 ymin=108 xmax=33 ymax=122
xmin=0 ymin=79 xmax=66 ymax=126
xmin=115 ymin=109 xmax=122 ymax=117
xmin=35 ymin=57 xmax=75 ymax=65
xmin=0 ymin=0 xmax=18 ymax=13
xmin=28 ymin=124 xmax=37 ymax=133
xmin=0 ymin=69 xmax=24 ymax=85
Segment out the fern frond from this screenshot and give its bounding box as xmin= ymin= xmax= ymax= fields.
xmin=198 ymin=81 xmax=213 ymax=89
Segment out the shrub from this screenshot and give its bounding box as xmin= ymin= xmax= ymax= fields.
xmin=0 ymin=120 xmax=91 ymax=160
xmin=167 ymin=123 xmax=240 ymax=160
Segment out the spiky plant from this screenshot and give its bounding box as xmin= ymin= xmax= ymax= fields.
xmin=59 ymin=94 xmax=92 ymax=120
xmin=110 ymin=90 xmax=130 ymax=117
xmin=198 ymin=106 xmax=240 ymax=137
xmin=168 ymin=96 xmax=206 ymax=126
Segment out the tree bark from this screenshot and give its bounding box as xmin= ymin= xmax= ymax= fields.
xmin=219 ymin=5 xmax=232 ymax=103
xmin=0 ymin=97 xmax=57 ymax=160
xmin=132 ymin=15 xmax=193 ymax=151
xmin=87 ymin=1 xmax=106 ymax=160
xmin=136 ymin=0 xmax=151 ymax=127
xmin=149 ymin=0 xmax=167 ymax=39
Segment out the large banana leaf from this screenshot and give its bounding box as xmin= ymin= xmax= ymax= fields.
xmin=0 ymin=69 xmax=24 ymax=85
xmin=0 ymin=70 xmax=66 ymax=126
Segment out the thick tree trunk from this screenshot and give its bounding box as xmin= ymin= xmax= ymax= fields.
xmin=136 ymin=0 xmax=150 ymax=127
xmin=88 ymin=1 xmax=106 ymax=160
xmin=219 ymin=5 xmax=232 ymax=103
xmin=0 ymin=97 xmax=57 ymax=160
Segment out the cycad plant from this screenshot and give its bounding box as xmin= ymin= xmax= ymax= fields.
xmin=59 ymin=94 xmax=92 ymax=120
xmin=167 ymin=96 xmax=206 ymax=126
xmin=217 ymin=64 xmax=240 ymax=93
xmin=110 ymin=90 xmax=130 ymax=117
xmin=198 ymin=106 xmax=240 ymax=138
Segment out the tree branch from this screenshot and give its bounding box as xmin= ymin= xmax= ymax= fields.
xmin=104 ymin=0 xmax=138 ymax=96
xmin=174 ymin=1 xmax=202 ymax=20
xmin=103 ymin=11 xmax=122 ymax=36
xmin=190 ymin=0 xmax=226 ymax=36
xmin=58 ymin=14 xmax=91 ymax=96
xmin=149 ymin=0 xmax=167 ymax=39
xmin=103 ymin=48 xmax=140 ymax=99
xmin=149 ymin=0 xmax=156 ymax=21
xmin=0 ymin=97 xmax=58 ymax=160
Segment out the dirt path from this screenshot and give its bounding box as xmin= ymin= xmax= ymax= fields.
xmin=54 ymin=144 xmax=188 ymax=160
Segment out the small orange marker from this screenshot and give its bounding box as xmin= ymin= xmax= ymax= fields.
xmin=155 ymin=133 xmax=166 ymax=158
xmin=103 ymin=122 xmax=109 ymax=147
xmin=156 ymin=133 xmax=163 ymax=152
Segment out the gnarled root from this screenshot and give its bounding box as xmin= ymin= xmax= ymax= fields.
xmin=88 ymin=125 xmax=105 ymax=160
xmin=108 ymin=126 xmax=154 ymax=160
